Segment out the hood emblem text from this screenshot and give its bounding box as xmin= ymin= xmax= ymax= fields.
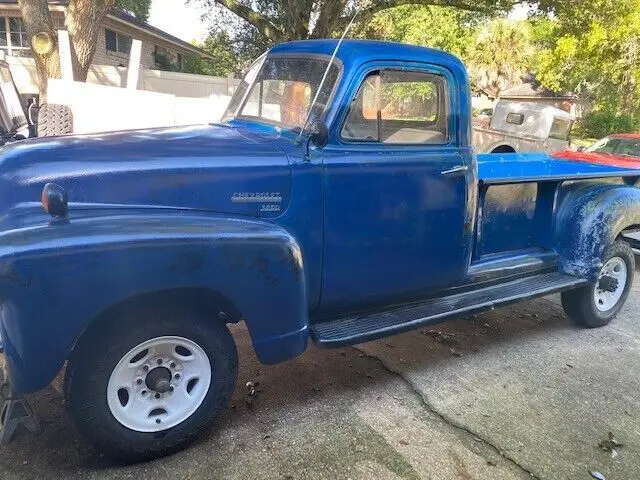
xmin=232 ymin=192 xmax=282 ymax=203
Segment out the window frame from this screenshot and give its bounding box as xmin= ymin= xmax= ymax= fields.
xmin=232 ymin=53 xmax=344 ymax=130
xmin=548 ymin=116 xmax=573 ymax=141
xmin=505 ymin=112 xmax=524 ymax=125
xmin=615 ymin=139 xmax=640 ymax=157
xmin=338 ymin=66 xmax=452 ymax=147
xmin=0 ymin=17 xmax=31 ymax=54
xmin=105 ymin=29 xmax=132 ymax=55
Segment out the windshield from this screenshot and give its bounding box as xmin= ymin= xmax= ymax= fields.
xmin=587 ymin=137 xmax=640 ymax=157
xmin=222 ymin=55 xmax=341 ymax=131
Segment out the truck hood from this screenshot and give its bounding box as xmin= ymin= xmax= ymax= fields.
xmin=0 ymin=124 xmax=292 ymax=222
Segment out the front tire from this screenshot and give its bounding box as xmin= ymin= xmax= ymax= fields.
xmin=65 ymin=307 xmax=238 ymax=462
xmin=561 ymin=240 xmax=635 ymax=328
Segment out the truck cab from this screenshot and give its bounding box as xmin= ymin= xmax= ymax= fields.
xmin=1 ymin=40 xmax=640 ymax=461
xmin=472 ymin=99 xmax=575 ymax=154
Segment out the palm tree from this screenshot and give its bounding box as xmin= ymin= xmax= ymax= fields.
xmin=468 ymin=19 xmax=532 ymax=98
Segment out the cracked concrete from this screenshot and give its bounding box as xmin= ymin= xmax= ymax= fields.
xmin=354 ymin=347 xmax=542 ymax=480
xmin=1 ymin=272 xmax=639 ymax=479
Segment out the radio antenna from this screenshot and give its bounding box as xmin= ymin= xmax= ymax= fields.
xmin=296 ymin=10 xmax=359 ymax=144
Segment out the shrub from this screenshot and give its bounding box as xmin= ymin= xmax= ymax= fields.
xmin=577 ymin=111 xmax=640 ymax=139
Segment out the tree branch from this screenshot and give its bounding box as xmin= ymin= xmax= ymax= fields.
xmin=334 ymin=0 xmax=518 ymax=32
xmin=312 ymin=0 xmax=348 ymax=38
xmin=214 ymin=0 xmax=285 ymax=42
xmin=366 ymin=0 xmax=516 ymax=16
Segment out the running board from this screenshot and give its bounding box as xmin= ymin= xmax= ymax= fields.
xmin=310 ymin=272 xmax=587 ymax=347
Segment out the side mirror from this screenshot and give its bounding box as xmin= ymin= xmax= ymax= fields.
xmin=309 ymin=120 xmax=329 ymax=149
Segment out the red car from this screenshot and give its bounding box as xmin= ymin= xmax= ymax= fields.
xmin=553 ymin=133 xmax=640 ymax=168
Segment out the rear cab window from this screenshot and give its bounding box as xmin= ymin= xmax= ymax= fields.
xmin=340 ymin=70 xmax=449 ymax=145
xmin=506 ymin=112 xmax=524 ymax=125
xmin=549 ymin=117 xmax=573 ymax=141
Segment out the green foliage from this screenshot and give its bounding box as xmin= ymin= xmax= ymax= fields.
xmin=152 ymin=31 xmax=239 ymax=77
xmin=193 ymin=0 xmax=640 ymax=118
xmin=356 ymin=9 xmax=533 ymax=98
xmin=191 ymin=31 xmax=239 ymax=76
xmin=576 ymin=111 xmax=640 ymax=139
xmin=531 ymin=0 xmax=640 ymax=116
xmin=466 ymin=19 xmax=533 ymax=97
xmin=353 ymin=5 xmax=480 ymax=60
xmin=114 ymin=0 xmax=152 ymax=22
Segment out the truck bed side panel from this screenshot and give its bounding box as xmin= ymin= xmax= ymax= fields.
xmin=478 ymin=153 xmax=640 ymax=184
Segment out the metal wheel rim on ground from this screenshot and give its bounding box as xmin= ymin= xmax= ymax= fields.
xmin=594 ymin=257 xmax=627 ymax=312
xmin=106 ymin=336 xmax=212 ymax=432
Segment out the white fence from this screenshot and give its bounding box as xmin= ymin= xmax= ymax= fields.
xmin=6 ymin=56 xmax=239 ymax=99
xmin=48 ymin=78 xmax=233 ymax=134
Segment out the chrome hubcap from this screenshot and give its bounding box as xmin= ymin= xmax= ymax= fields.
xmin=594 ymin=257 xmax=627 ymax=312
xmin=107 ymin=336 xmax=211 ymax=432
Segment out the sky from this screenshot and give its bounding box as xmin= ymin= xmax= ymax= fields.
xmin=148 ymin=0 xmax=210 ymax=43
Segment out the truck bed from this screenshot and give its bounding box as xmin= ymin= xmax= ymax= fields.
xmin=478 ymin=152 xmax=640 ymax=184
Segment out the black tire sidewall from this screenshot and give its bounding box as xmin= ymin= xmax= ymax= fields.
xmin=563 ymin=240 xmax=635 ymax=328
xmin=65 ymin=308 xmax=238 ymax=461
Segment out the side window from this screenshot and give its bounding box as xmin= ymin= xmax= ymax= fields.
xmin=506 ymin=112 xmax=524 ymax=125
xmin=549 ymin=117 xmax=572 ymax=141
xmin=341 ymin=70 xmax=448 ymax=144
xmin=592 ymin=138 xmax=621 ymax=153
xmin=617 ymin=140 xmax=640 ymax=157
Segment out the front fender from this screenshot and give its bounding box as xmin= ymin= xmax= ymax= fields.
xmin=555 ymin=182 xmax=640 ymax=280
xmin=0 ymin=208 xmax=308 ymax=394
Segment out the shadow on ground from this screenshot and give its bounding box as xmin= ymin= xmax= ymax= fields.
xmin=1 ymin=286 xmax=638 ymax=479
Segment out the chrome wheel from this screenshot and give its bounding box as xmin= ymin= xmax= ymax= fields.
xmin=594 ymin=257 xmax=627 ymax=312
xmin=107 ymin=336 xmax=212 ymax=433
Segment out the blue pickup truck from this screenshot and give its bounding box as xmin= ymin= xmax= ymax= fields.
xmin=1 ymin=39 xmax=640 ymax=461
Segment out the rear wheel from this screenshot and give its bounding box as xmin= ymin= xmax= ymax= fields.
xmin=64 ymin=307 xmax=238 ymax=462
xmin=561 ymin=240 xmax=634 ymax=328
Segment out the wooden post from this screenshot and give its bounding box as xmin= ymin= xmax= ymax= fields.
xmin=126 ymin=39 xmax=142 ymax=90
xmin=57 ymin=30 xmax=73 ymax=82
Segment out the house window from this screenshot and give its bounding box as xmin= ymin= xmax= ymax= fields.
xmin=0 ymin=17 xmax=30 ymax=54
xmin=9 ymin=18 xmax=28 ymax=49
xmin=0 ymin=18 xmax=7 ymax=50
xmin=154 ymin=45 xmax=185 ymax=71
xmin=105 ymin=29 xmax=132 ymax=55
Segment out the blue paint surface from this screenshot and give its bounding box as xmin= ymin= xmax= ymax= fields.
xmin=1 ymin=40 xmax=639 ymax=394
xmin=478 ymin=152 xmax=640 ymax=184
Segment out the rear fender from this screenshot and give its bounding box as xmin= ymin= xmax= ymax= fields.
xmin=554 ymin=182 xmax=640 ymax=280
xmin=0 ymin=209 xmax=308 ymax=394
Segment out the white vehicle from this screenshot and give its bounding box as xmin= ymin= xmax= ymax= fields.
xmin=473 ymin=100 xmax=575 ymax=154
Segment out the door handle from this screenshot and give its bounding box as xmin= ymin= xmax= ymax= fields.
xmin=441 ymin=165 xmax=468 ymax=176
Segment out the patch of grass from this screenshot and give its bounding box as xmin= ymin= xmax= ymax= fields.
xmin=570 ymin=137 xmax=597 ymax=148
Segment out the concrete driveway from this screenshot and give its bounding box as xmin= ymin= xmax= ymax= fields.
xmin=1 ymin=274 xmax=639 ymax=479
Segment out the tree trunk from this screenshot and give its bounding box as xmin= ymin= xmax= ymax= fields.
xmin=66 ymin=0 xmax=115 ymax=81
xmin=17 ymin=0 xmax=61 ymax=100
xmin=17 ymin=0 xmax=114 ymax=100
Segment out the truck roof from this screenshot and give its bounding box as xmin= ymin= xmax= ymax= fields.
xmin=269 ymin=39 xmax=466 ymax=73
xmin=611 ymin=133 xmax=640 ymax=139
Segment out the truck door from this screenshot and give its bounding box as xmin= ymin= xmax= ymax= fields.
xmin=320 ymin=66 xmax=473 ymax=310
